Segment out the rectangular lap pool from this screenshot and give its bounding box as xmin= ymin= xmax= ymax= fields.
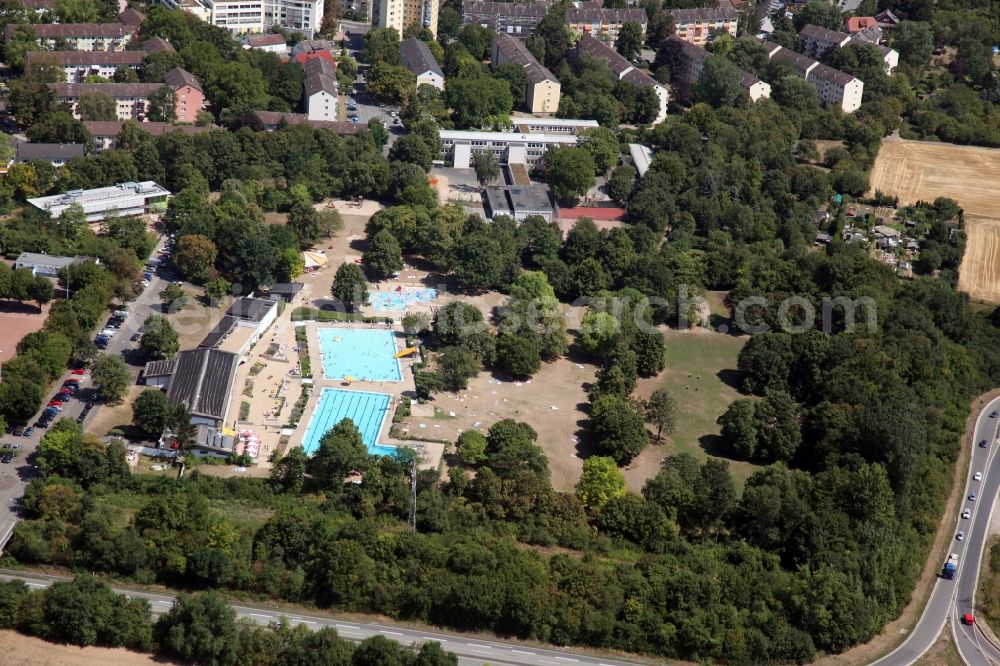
xmin=300 ymin=388 xmax=398 ymax=457
xmin=319 ymin=327 xmax=402 ymax=381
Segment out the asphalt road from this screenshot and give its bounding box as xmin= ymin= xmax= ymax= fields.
xmin=0 ymin=235 xmax=172 ymax=550
xmin=871 ymin=395 xmax=1000 ymax=666
xmin=0 ymin=569 xmax=647 ymax=666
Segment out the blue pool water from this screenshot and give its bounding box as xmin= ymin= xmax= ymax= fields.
xmin=300 ymin=388 xmax=398 ymax=457
xmin=370 ymin=288 xmax=438 ymax=312
xmin=319 ymin=327 xmax=402 ymax=381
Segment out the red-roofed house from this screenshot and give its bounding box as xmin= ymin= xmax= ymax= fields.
xmin=846 ymin=16 xmax=877 ymax=33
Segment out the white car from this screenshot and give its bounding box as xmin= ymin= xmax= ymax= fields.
xmin=963 ymin=508 xmax=972 ymax=519
xmin=970 ymin=493 xmax=978 ymax=502
xmin=975 ymin=472 xmax=983 ymax=481
xmin=958 ymin=531 xmax=966 ymax=541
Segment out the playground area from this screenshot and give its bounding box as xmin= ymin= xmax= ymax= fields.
xmin=369 ymin=286 xmax=438 ymax=312
xmin=318 ymin=327 xmax=403 ymax=381
xmin=300 ymin=388 xmax=398 ymax=456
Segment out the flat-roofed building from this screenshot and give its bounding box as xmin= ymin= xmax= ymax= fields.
xmin=669 ymin=6 xmax=738 ymax=47
xmin=156 ymin=0 xmax=324 ymax=37
xmin=461 ymin=0 xmax=549 ymax=37
xmin=265 ymin=0 xmax=324 ymax=37
xmin=5 ymin=21 xmax=140 ymax=51
xmin=565 ymin=7 xmax=647 ymax=47
xmin=510 ymin=117 xmax=599 ymax=134
xmin=199 ymin=297 xmax=278 ymax=356
xmin=575 ymin=34 xmax=668 ymax=124
xmin=483 ymin=184 xmax=556 ymax=222
xmin=493 ymin=34 xmax=560 ymax=113
xmin=303 ymin=57 xmax=338 ymax=121
xmin=84 ymin=120 xmax=215 ymax=151
xmin=28 ymin=181 xmax=171 ymax=222
xmin=14 ymin=252 xmax=97 ymax=277
xmin=439 ymin=129 xmax=578 ymax=168
xmin=375 ymin=0 xmax=437 ymax=37
xmin=401 ymin=37 xmax=445 ymax=90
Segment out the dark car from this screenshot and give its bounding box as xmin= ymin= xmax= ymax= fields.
xmin=981 ymin=439 xmax=990 ymax=447
xmin=12 ymin=426 xmax=23 ymax=436
xmin=1 ymin=453 xmax=12 ymax=464
xmin=131 ymin=333 xmax=141 ymax=342
xmin=23 ymin=427 xmax=33 ymax=437
xmin=76 ymin=413 xmax=87 ymax=423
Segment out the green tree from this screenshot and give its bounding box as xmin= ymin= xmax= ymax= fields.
xmin=543 ymin=146 xmax=596 ymax=203
xmin=718 ymin=399 xmax=758 ymax=458
xmin=578 ymin=312 xmax=619 ymax=357
xmin=578 ymin=127 xmax=620 ymax=174
xmin=174 ymin=234 xmax=217 ymax=283
xmin=147 ymin=85 xmax=177 ymax=123
xmin=363 ymin=229 xmax=404 ymax=280
xmin=77 ymin=92 xmax=117 ymax=121
xmin=493 ymin=62 xmax=528 ymax=108
xmin=132 ymin=389 xmax=171 ymax=439
xmin=159 ymin=283 xmax=188 ymax=314
xmin=590 ymin=394 xmax=648 ymax=463
xmin=91 ymin=354 xmax=131 ymax=404
xmin=203 ymin=277 xmax=231 ymax=304
xmin=616 ymin=21 xmax=643 ymax=61
xmin=456 ymin=430 xmax=487 ymax=464
xmin=331 ymin=262 xmax=368 ymax=311
xmin=606 ymin=164 xmax=636 ymax=204
xmin=472 ymin=150 xmax=500 ymax=187
xmin=644 ymin=388 xmax=677 ymax=441
xmin=445 ymin=76 xmax=513 ymax=128
xmin=270 ymin=447 xmax=307 ymax=493
xmin=436 ymin=346 xmax=480 ymax=390
xmin=367 ymin=61 xmax=416 ymax=103
xmin=307 ymin=418 xmax=369 ymax=485
xmin=793 ymin=0 xmax=843 ymax=30
xmin=693 ymin=55 xmax=743 ymax=107
xmin=893 ymin=21 xmax=934 ymax=66
xmin=140 ymin=315 xmax=179 ymax=360
xmin=388 ymin=134 xmax=434 ymax=171
xmin=153 ymin=592 xmax=239 ymax=666
xmin=495 ymin=333 xmax=541 ymax=377
xmin=576 ymin=455 xmax=627 ymax=510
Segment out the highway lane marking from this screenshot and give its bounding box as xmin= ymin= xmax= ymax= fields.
xmin=248 ymin=613 xmax=269 ymax=618
xmin=511 ymin=649 xmax=534 ymax=655
xmin=555 ymin=658 xmax=579 ymax=662
xmin=379 ymin=630 xmax=404 ymax=636
xmin=335 ymin=624 xmax=358 ymax=629
xmin=421 ymin=636 xmax=440 ymax=641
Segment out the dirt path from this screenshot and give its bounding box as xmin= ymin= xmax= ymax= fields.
xmin=812 ymin=389 xmax=996 ymax=666
xmin=0 ymin=630 xmax=170 ymax=665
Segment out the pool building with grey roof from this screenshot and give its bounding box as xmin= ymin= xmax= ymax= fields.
xmin=198 ymin=297 xmax=278 ymax=356
xmin=483 ymin=184 xmax=556 ymax=222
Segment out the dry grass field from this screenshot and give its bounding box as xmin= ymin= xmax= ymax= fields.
xmin=869 ymin=139 xmax=1000 ymax=217
xmin=870 ymin=139 xmax=1000 ymax=303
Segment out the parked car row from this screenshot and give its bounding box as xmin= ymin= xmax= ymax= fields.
xmin=36 ymin=377 xmax=85 ymax=428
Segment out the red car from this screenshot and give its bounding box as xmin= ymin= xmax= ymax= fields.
xmin=48 ymin=401 xmax=62 ymax=407
xmin=71 ymin=368 xmax=86 ymax=375
xmin=963 ymin=613 xmax=976 ymax=625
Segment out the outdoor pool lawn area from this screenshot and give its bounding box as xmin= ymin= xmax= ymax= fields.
xmin=319 ymin=327 xmax=402 ymax=381
xmin=370 ymin=287 xmax=437 ymax=312
xmin=301 ymin=388 xmax=398 ymax=457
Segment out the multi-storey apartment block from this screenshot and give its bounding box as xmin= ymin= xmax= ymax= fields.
xmin=48 ymin=68 xmax=205 ymax=121
xmin=661 ymin=35 xmax=770 ymax=102
xmin=461 ymin=0 xmax=550 ymax=38
xmin=576 ymin=34 xmax=668 ymax=124
xmin=375 ymin=0 xmax=438 ymax=37
xmin=493 ymin=34 xmax=560 ymax=113
xmin=564 ymin=8 xmax=647 ymax=47
xmin=762 ymin=41 xmax=863 ymax=112
xmin=668 ymin=6 xmax=738 ymax=47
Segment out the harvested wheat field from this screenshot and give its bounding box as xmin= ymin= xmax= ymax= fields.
xmin=869 ymin=139 xmax=1000 ymax=217
xmin=0 ymin=630 xmax=171 ymax=666
xmin=959 ymin=215 xmax=1000 ymax=303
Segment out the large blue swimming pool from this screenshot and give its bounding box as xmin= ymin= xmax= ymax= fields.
xmin=300 ymin=388 xmax=398 ymax=457
xmin=319 ymin=327 xmax=402 ymax=382
xmin=370 ymin=287 xmax=438 ymax=312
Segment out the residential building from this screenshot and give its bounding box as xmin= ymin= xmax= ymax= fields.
xmin=798 ymin=24 xmax=851 ymax=59
xmin=15 ymin=142 xmax=85 ymax=167
xmin=660 ymin=35 xmax=770 ymax=102
xmin=156 ymin=0 xmax=324 ymax=37
xmin=303 ymin=57 xmax=338 ymax=121
xmin=845 ymin=16 xmax=877 ymax=33
xmin=461 ymin=0 xmax=548 ymax=37
xmin=245 ymin=33 xmax=288 ymax=52
xmin=799 ymin=23 xmax=897 ymax=73
xmin=249 ymin=110 xmax=361 ymax=135
xmin=83 ymin=121 xmax=214 ymax=151
xmin=401 ymin=37 xmax=445 ymax=91
xmin=875 ymin=9 xmax=900 ymax=28
xmin=575 ymin=35 xmax=668 ymax=124
xmin=493 ymin=34 xmax=560 ymax=114
xmin=375 ymin=0 xmax=438 ymax=38
xmin=200 ymin=297 xmax=278 ymax=356
xmin=483 ymin=185 xmax=556 ymax=222
xmin=439 ymin=129 xmax=578 ymax=169
xmin=119 ymin=7 xmax=146 ymax=25
xmin=142 ymin=348 xmax=240 ymax=427
xmin=263 ymin=283 xmax=304 ymax=302
xmin=763 ymin=42 xmax=863 ymax=112
xmin=163 ymin=67 xmax=205 ymax=122
xmin=48 ymin=68 xmax=204 ymax=121
xmin=292 ymin=39 xmax=337 ymax=64
xmin=668 ymin=6 xmax=738 ymax=47
xmin=510 ymin=117 xmax=598 ymax=134
xmin=25 ymin=50 xmax=144 ymax=82
xmin=28 ymin=181 xmax=171 ymax=222
xmin=14 ymin=253 xmax=97 ymax=277
xmin=564 ymin=7 xmax=647 ymax=47
xmin=5 ymin=21 xmax=140 ymax=51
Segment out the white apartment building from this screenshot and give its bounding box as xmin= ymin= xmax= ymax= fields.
xmin=5 ymin=21 xmax=140 ymax=51
xmin=157 ymin=0 xmax=323 ymax=36
xmin=763 ymin=42 xmax=863 ymax=113
xmin=663 ymin=35 xmax=771 ymax=102
xmin=375 ymin=0 xmax=438 ymax=37
xmin=493 ymin=34 xmax=560 ymax=114
xmin=28 ymin=181 xmax=171 ymax=222
xmin=439 ymin=130 xmax=578 ymax=168
xmin=800 ymin=23 xmax=899 ymax=73
xmin=401 ymin=37 xmax=445 ymax=90
xmin=304 ymin=57 xmax=338 ymax=121
xmin=576 ymin=35 xmax=668 ymax=124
